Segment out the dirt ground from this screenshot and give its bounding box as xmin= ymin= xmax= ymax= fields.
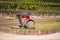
xmin=0 ymin=31 xmax=60 ymax=40
xmin=0 ymin=17 xmax=60 ymax=26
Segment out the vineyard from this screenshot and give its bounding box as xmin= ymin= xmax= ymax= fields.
xmin=0 ymin=0 xmax=60 ymax=12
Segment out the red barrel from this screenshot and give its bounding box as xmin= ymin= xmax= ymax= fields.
xmin=21 ymin=15 xmax=30 ymax=18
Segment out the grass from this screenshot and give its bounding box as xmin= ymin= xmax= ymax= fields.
xmin=35 ymin=21 xmax=60 ymax=30
xmin=1 ymin=21 xmax=60 ymax=30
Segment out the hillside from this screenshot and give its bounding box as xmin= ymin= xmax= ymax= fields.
xmin=0 ymin=0 xmax=60 ymax=12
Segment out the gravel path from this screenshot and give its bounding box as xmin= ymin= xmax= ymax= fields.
xmin=0 ymin=32 xmax=60 ymax=40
